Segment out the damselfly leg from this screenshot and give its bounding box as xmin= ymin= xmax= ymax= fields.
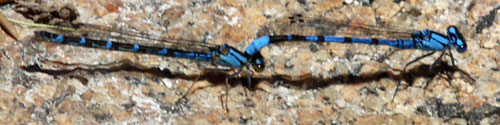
xmin=221 ymin=68 xmax=243 ymax=113
xmin=392 ymin=48 xmax=459 ymax=101
xmin=430 ymin=50 xmax=447 ymax=71
xmin=392 ymin=51 xmax=436 ymax=101
xmin=448 ymin=47 xmax=456 ymax=66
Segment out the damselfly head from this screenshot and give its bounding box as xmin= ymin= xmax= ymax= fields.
xmin=447 ymin=26 xmax=467 ymax=53
xmin=250 ymin=52 xmax=265 ymax=72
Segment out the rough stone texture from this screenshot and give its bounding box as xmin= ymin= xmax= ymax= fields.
xmin=0 ymin=0 xmax=499 ymax=124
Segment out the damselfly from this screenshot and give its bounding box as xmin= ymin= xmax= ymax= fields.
xmin=244 ymin=14 xmax=468 ymax=100
xmin=10 ymin=19 xmax=266 ymax=112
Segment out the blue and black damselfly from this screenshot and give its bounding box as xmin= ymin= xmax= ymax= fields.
xmin=10 ymin=19 xmax=266 ymax=112
xmin=244 ymin=14 xmax=468 ymax=100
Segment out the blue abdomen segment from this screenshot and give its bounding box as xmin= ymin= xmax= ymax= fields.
xmin=173 ymin=52 xmax=195 ymax=58
xmin=158 ymin=48 xmax=168 ymax=55
xmin=53 ymin=35 xmax=64 ymax=43
xmin=105 ymin=40 xmax=113 ymax=49
xmin=245 ymin=36 xmax=271 ymax=56
xmin=78 ymin=37 xmax=86 ymax=45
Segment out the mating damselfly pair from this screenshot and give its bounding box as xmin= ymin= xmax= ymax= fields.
xmin=10 ymin=12 xmax=468 ymax=110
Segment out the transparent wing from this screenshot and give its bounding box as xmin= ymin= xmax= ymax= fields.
xmin=77 ymin=24 xmax=215 ymax=48
xmin=47 ymin=23 xmax=216 ymax=53
xmin=265 ymin=13 xmax=420 ymax=40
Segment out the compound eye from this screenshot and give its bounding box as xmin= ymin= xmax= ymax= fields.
xmin=447 ymin=26 xmax=458 ymax=34
xmin=251 ymin=52 xmax=265 ymax=72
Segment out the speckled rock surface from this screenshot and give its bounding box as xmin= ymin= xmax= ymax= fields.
xmin=0 ymin=0 xmax=499 ymax=124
